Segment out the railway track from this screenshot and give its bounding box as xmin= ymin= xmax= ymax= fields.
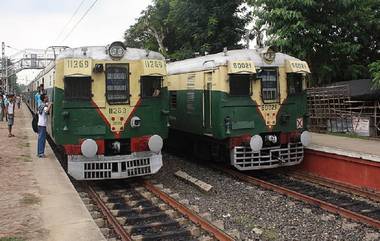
xmin=44 ymin=114 xmax=234 ymax=241
xmin=282 ymin=169 xmax=380 ymax=203
xmin=77 ymin=180 xmax=234 ymax=241
xmin=217 ymin=166 xmax=380 ymax=230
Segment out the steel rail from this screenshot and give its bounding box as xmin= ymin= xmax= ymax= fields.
xmin=143 ymin=180 xmax=235 ymax=241
xmin=87 ymin=185 xmax=133 ymax=241
xmin=285 ymin=170 xmax=380 ymax=202
xmin=218 ymin=166 xmax=380 ymax=230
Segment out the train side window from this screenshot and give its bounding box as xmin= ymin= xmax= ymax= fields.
xmin=170 ymin=91 xmax=177 ymax=109
xmin=106 ymin=64 xmax=129 ymax=104
xmin=229 ymin=74 xmax=251 ymax=96
xmin=64 ymin=76 xmax=92 ymax=100
xmin=287 ymin=73 xmax=303 ymax=95
xmin=140 ymin=76 xmax=162 ymax=97
xmin=258 ymin=69 xmax=278 ymax=102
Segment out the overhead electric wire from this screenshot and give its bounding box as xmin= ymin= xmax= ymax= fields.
xmin=54 ymin=0 xmax=87 ymax=43
xmin=61 ymin=0 xmax=99 ymax=43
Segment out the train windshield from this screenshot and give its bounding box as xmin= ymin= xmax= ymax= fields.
xmin=287 ymin=73 xmax=304 ymax=95
xmin=229 ymin=74 xmax=251 ymax=96
xmin=258 ymin=69 xmax=278 ymax=102
xmin=140 ymin=76 xmax=162 ymax=97
xmin=64 ymin=76 xmax=92 ymax=100
xmin=106 ymin=64 xmax=129 ymax=104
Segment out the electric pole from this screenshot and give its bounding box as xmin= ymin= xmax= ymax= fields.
xmin=1 ymin=42 xmax=8 ymax=93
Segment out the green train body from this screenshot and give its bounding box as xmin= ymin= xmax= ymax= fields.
xmin=25 ymin=42 xmax=169 ymax=180
xmin=167 ymin=47 xmax=311 ymax=170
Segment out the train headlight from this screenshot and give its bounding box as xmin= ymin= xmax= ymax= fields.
xmin=148 ymin=135 xmax=163 ymax=153
xmin=250 ymin=135 xmax=263 ymax=152
xmin=300 ymin=131 xmax=312 ymax=147
xmin=266 ymin=134 xmax=278 ymax=144
xmin=131 ymin=116 xmax=141 ymax=128
xmin=108 ymin=41 xmax=126 ymax=59
xmin=81 ymin=139 xmax=98 ymax=158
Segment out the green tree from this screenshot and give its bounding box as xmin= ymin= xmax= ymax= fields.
xmin=248 ymin=0 xmax=380 ymax=85
xmin=124 ymin=0 xmax=248 ymax=60
xmin=125 ymin=0 xmax=171 ymax=56
xmin=369 ymin=61 xmax=380 ymax=89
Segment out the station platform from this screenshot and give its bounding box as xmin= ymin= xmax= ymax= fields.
xmin=298 ymin=132 xmax=380 ymax=192
xmin=308 ymin=132 xmax=380 ymax=162
xmin=0 ymin=104 xmax=105 ymax=241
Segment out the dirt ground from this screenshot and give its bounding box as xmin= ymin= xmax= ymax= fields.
xmin=0 ymin=104 xmax=47 ymax=241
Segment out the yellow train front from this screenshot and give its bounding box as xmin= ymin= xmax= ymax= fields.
xmin=167 ymin=47 xmax=311 ymax=170
xmin=26 ymin=42 xmax=169 ymax=180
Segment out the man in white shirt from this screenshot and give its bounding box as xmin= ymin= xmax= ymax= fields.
xmin=37 ymin=94 xmax=52 ymax=158
xmin=5 ymin=94 xmax=16 ymax=137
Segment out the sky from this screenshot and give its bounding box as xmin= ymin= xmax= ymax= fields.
xmin=0 ymin=0 xmax=152 ymax=84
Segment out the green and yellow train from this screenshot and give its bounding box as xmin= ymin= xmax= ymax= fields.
xmin=166 ymin=47 xmax=311 ymax=170
xmin=25 ymin=42 xmax=169 ymax=180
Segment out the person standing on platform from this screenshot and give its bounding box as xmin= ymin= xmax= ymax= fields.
xmin=0 ymin=95 xmax=4 ymax=121
xmin=37 ymin=94 xmax=52 ymax=158
xmin=16 ymin=95 xmax=21 ymax=109
xmin=5 ymin=94 xmax=16 ymax=137
xmin=3 ymin=94 xmax=8 ymax=121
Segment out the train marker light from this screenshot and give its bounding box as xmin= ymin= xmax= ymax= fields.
xmin=148 ymin=135 xmax=163 ymax=153
xmin=250 ymin=135 xmax=263 ymax=152
xmin=301 ymin=131 xmax=312 ymax=146
xmin=81 ymin=139 xmax=98 ymax=158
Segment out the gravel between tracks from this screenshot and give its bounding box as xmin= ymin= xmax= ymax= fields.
xmin=152 ymin=153 xmax=380 ymax=241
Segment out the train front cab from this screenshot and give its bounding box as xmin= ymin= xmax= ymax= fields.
xmin=230 ymin=58 xmax=312 ymax=171
xmin=52 ymin=47 xmax=168 ymax=180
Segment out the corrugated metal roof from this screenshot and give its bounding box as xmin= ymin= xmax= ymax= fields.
xmin=331 ymin=79 xmax=380 ymax=100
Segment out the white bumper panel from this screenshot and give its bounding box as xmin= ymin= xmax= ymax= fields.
xmin=68 ymin=151 xmax=162 ymax=180
xmin=231 ymin=142 xmax=304 ymax=171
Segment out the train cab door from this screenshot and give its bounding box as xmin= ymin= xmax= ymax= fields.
xmin=203 ymin=72 xmax=212 ymax=133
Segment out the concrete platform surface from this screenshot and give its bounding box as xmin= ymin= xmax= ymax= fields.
xmin=0 ymin=104 xmax=105 ymax=241
xmin=308 ymin=132 xmax=380 ymax=162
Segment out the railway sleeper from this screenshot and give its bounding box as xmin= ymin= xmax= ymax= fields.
xmin=106 ymin=199 xmax=155 ymax=210
xmin=131 ymin=226 xmax=200 ymax=241
xmin=111 ymin=206 xmax=161 ymax=216
xmin=124 ymin=217 xmax=187 ymax=233
xmin=359 ymin=208 xmax=380 ymax=214
xmin=119 ymin=210 xmax=179 ymax=225
xmin=126 ymin=198 xmax=159 ymax=207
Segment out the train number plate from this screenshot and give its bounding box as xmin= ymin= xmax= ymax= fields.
xmin=109 ymin=107 xmax=127 ymax=114
xmin=261 ymin=104 xmax=277 ymax=111
xmin=64 ymin=59 xmax=92 ymax=75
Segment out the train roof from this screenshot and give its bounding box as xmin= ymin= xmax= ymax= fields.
xmin=167 ymin=48 xmax=303 ymax=75
xmin=57 ymin=46 xmax=165 ymax=61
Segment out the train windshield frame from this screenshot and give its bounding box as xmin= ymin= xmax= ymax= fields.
xmin=105 ymin=64 xmax=130 ymax=105
xmin=258 ymin=68 xmax=279 ymax=103
xmin=228 ymin=74 xmax=252 ymax=96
